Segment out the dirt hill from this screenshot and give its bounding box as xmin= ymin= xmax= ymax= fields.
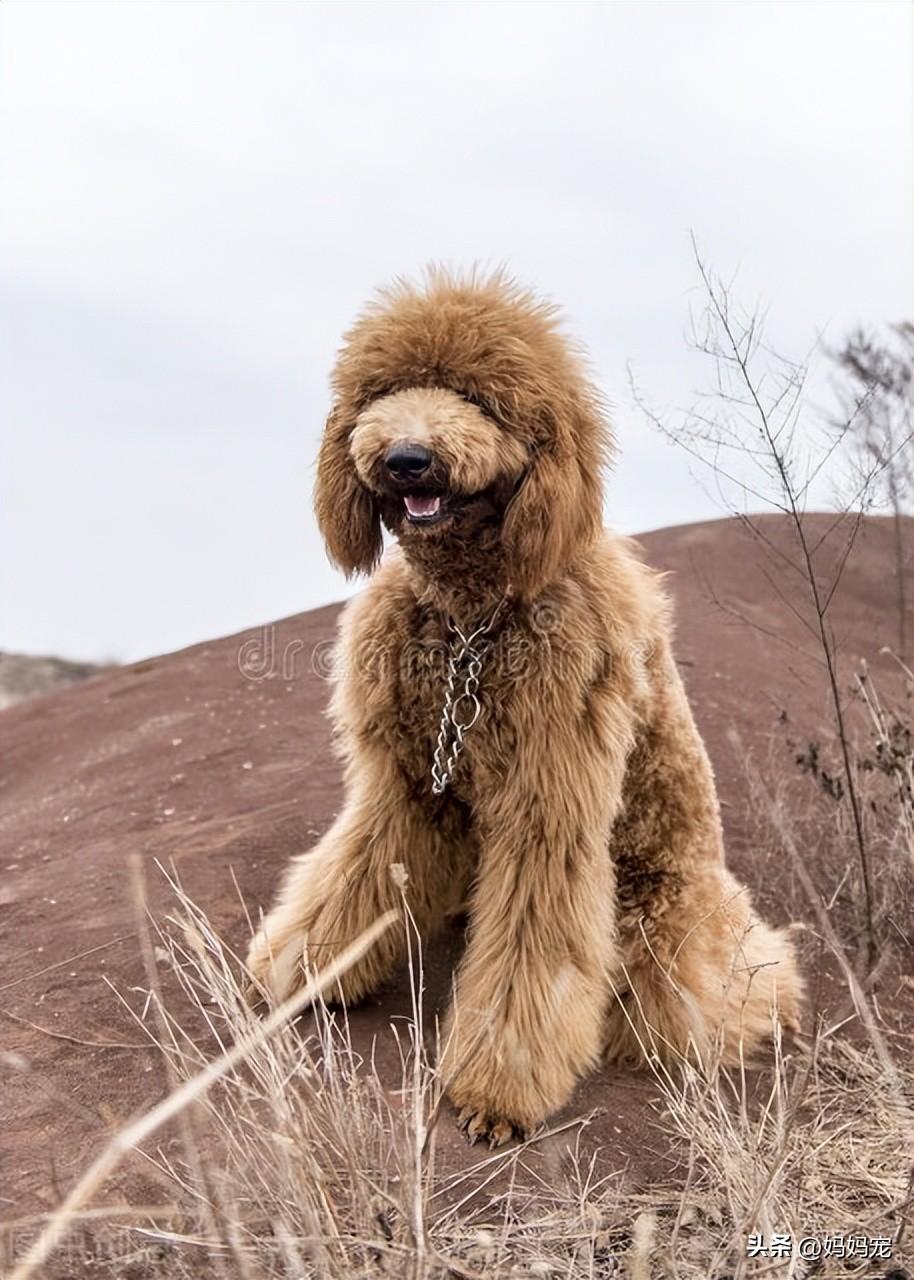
xmin=1 ymin=514 xmax=910 ymax=1241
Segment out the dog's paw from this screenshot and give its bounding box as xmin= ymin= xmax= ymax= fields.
xmin=244 ymin=923 xmax=305 ymax=1008
xmin=458 ymin=1105 xmax=529 ymax=1149
xmin=443 ymin=1026 xmax=552 ymax=1148
xmin=243 ymin=932 xmax=279 ymax=1008
xmin=245 ymin=909 xmax=387 ymax=1012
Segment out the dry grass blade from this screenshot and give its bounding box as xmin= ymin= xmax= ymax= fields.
xmin=7 ymin=910 xmax=398 ymax=1280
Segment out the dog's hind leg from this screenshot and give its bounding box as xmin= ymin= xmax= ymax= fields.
xmin=605 ymin=659 xmax=804 ymax=1069
xmin=245 ymin=743 xmax=460 ymax=1006
xmin=605 ymin=870 xmax=804 ymax=1069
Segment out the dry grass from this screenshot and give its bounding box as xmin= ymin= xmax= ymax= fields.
xmin=628 ymin=1015 xmax=912 ymax=1278
xmin=6 ymin=852 xmax=911 ymax=1280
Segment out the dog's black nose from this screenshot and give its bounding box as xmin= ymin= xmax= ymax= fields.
xmin=385 ymin=442 xmax=432 ymax=480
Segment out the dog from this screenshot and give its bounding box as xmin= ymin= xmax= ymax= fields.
xmin=246 ymin=268 xmax=804 ymax=1146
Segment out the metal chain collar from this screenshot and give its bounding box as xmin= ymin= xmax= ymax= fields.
xmin=430 ymin=596 xmax=509 ymax=796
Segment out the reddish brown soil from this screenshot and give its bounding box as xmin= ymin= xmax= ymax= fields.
xmin=1 ymin=514 xmax=910 ymax=1235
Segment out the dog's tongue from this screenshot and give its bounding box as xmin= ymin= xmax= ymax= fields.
xmin=404 ymin=494 xmax=441 ymax=518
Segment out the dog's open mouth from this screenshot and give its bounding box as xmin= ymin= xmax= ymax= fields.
xmin=403 ymin=492 xmax=449 ymax=525
xmin=383 ymin=478 xmax=495 ymax=531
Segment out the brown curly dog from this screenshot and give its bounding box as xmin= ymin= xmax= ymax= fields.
xmin=246 ymin=269 xmax=804 ymax=1146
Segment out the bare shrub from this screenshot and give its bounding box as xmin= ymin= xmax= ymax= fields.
xmin=828 ymin=324 xmax=913 ymax=658
xmin=630 ymin=239 xmax=914 ymax=971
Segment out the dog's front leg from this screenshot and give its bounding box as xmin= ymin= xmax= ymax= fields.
xmin=442 ymin=707 xmax=632 ymax=1146
xmin=246 ymin=744 xmax=456 ymax=1006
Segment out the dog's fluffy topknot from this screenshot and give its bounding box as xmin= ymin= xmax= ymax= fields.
xmin=328 ymin=267 xmax=612 ymax=456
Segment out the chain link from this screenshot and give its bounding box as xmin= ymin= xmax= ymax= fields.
xmin=430 ymin=596 xmax=508 ymax=795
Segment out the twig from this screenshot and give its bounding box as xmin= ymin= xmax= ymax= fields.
xmin=0 ymin=1007 xmax=146 ymax=1051
xmin=0 ymin=933 xmax=136 ymax=993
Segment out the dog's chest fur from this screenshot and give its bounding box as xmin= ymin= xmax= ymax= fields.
xmin=389 ymin=607 xmax=497 ymax=798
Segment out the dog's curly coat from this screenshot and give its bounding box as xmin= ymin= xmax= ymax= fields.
xmin=247 ymin=269 xmax=804 ymax=1145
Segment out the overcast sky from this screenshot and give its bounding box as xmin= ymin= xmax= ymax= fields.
xmin=1 ymin=1 xmax=910 ymax=662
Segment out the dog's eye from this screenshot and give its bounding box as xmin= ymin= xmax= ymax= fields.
xmin=460 ymin=392 xmax=497 ymax=423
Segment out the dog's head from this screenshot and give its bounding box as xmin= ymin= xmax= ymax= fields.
xmin=315 ymin=269 xmax=613 ymax=597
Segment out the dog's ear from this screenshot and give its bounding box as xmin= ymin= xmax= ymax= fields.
xmin=501 ymin=415 xmax=605 ymax=597
xmin=314 ymin=410 xmax=382 ymax=576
